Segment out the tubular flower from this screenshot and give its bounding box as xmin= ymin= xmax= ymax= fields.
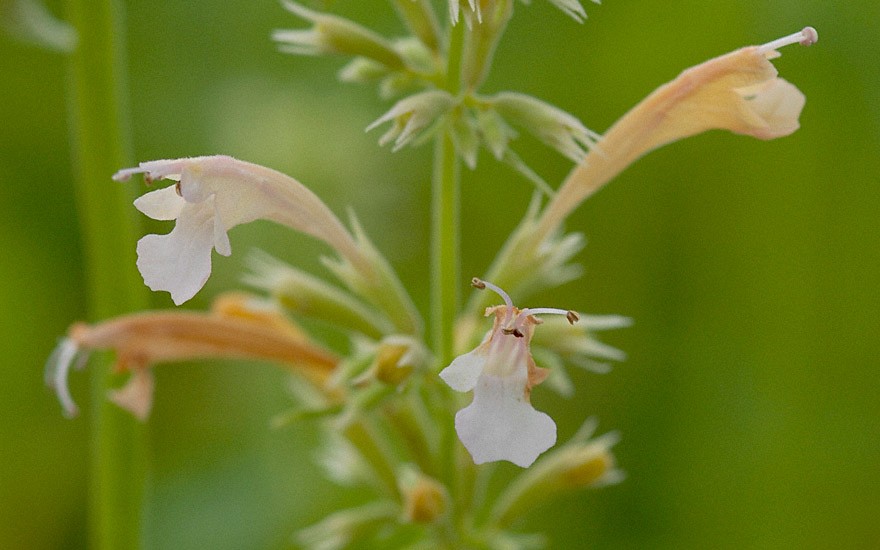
xmin=113 ymin=155 xmax=365 ymax=305
xmin=536 ymin=27 xmax=819 ymax=237
xmin=45 ymin=293 xmax=338 ymax=420
xmin=440 ymin=278 xmax=579 ymax=467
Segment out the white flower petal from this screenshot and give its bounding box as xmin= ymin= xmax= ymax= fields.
xmin=736 ymin=77 xmax=804 ymax=139
xmin=439 ymin=347 xmax=486 ymax=392
xmin=136 ymin=198 xmax=217 ymax=305
xmin=133 ymin=185 xmax=185 ymax=221
xmin=455 ymin=373 xmax=557 ymax=468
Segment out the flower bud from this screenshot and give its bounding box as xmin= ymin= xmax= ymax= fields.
xmin=489 ymin=420 xmax=623 ymax=527
xmin=373 ymin=336 xmax=426 ymax=386
xmin=391 ymin=0 xmax=442 ymax=53
xmin=378 ymin=71 xmax=422 ymax=100
xmin=546 ymin=0 xmax=599 ymax=23
xmin=460 ymin=0 xmax=513 ymax=90
xmin=244 ymin=251 xmax=394 ymax=339
xmin=296 ymin=502 xmax=398 ymax=550
xmin=338 ymin=57 xmax=390 ymax=85
xmin=530 ymin=313 xmax=632 ymax=367
xmin=492 ymin=92 xmax=600 ymax=163
xmin=450 ymin=111 xmax=480 ymax=169
xmin=366 ymin=90 xmax=456 ymax=151
xmin=273 ymin=0 xmax=405 ymax=70
xmin=475 ymin=107 xmax=513 ymax=160
xmin=398 ymin=467 xmax=448 ymax=524
xmin=462 ymin=197 xmax=586 ymax=320
xmin=350 ymin=335 xmax=428 ymax=388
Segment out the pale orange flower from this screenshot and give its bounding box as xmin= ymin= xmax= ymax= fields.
xmin=46 ymin=294 xmax=338 ymax=420
xmin=536 ymin=27 xmax=818 ymax=238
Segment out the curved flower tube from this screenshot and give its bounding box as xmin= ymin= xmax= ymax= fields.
xmin=113 ymin=155 xmax=366 ymax=305
xmin=45 ymin=293 xmax=338 ymax=420
xmin=536 ymin=27 xmax=818 ymax=238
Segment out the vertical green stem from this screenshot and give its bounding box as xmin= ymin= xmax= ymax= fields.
xmin=431 ymin=133 xmax=460 ymax=366
xmin=431 ymin=21 xmax=465 ymax=366
xmin=65 ymin=0 xmax=149 ymax=547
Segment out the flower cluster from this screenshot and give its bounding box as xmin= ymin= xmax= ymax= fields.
xmin=46 ymin=0 xmax=817 ymax=545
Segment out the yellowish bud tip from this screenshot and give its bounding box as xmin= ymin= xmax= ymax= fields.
xmin=374 ymin=342 xmax=414 ymax=385
xmin=564 ymin=450 xmax=614 ymax=487
xmin=402 ymin=476 xmax=447 ymax=523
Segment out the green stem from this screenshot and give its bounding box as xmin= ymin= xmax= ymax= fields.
xmin=431 ymin=20 xmax=465 ymax=367
xmin=65 ymin=0 xmax=149 ymax=547
xmin=431 ymin=132 xmax=461 ymax=366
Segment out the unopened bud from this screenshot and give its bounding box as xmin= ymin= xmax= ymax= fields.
xmin=546 ymin=0 xmax=596 ymax=23
xmin=451 ymin=112 xmax=480 ymax=169
xmin=366 ymin=90 xmax=456 ymax=151
xmin=399 ymin=467 xmax=448 ymax=523
xmin=274 ymin=1 xmax=405 ymax=69
xmin=475 ymin=107 xmax=513 ymax=160
xmin=392 ymin=0 xmax=442 ymax=52
xmin=244 ymin=251 xmax=394 ymax=339
xmin=373 ymin=336 xmax=421 ymax=386
xmin=530 ymin=313 xmax=631 ymax=375
xmin=492 ymin=92 xmax=601 ymax=163
xmin=490 ymin=423 xmax=623 ymax=527
xmin=338 ymin=57 xmax=390 ymax=85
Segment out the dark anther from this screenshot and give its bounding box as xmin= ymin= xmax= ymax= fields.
xmin=502 ymin=327 xmax=524 ymax=338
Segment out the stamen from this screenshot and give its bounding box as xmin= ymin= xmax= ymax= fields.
xmin=505 ymin=307 xmax=579 ymax=338
xmin=472 ymin=277 xmax=513 ymax=311
xmin=519 ymin=307 xmax=575 ymax=323
xmin=758 ymin=26 xmax=818 ymax=54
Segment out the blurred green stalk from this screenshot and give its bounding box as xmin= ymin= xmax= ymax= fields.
xmin=431 ymin=132 xmax=460 ymax=366
xmin=65 ymin=0 xmax=149 ymax=547
xmin=431 ymin=21 xmax=465 ymax=366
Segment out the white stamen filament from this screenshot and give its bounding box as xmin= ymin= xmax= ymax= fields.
xmin=509 ymin=307 xmax=578 ymax=336
xmin=471 ymin=277 xmax=514 ymax=325
xmin=758 ymin=26 xmax=818 ymax=54
xmin=472 ymin=276 xmax=514 ymax=315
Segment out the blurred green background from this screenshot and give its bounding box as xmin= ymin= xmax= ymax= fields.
xmin=2 ymin=0 xmax=878 ymax=548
